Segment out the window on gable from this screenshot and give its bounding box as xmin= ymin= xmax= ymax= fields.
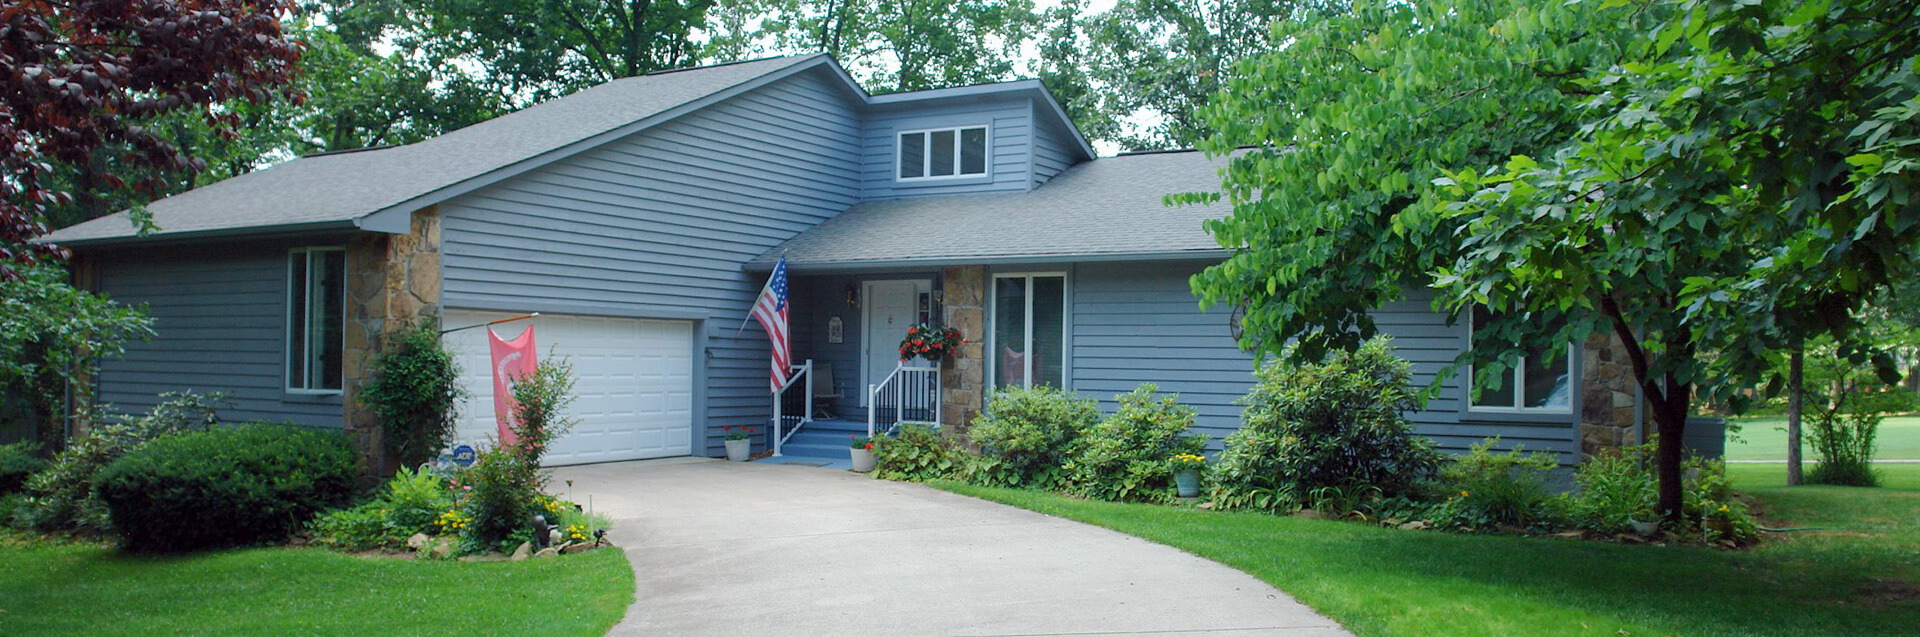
xmin=287 ymin=247 xmax=346 ymax=393
xmin=899 ymin=126 xmax=988 ymax=180
xmin=1468 ymin=307 xmax=1571 ymax=411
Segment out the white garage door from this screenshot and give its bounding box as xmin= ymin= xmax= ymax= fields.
xmin=442 ymin=310 xmax=694 ymax=465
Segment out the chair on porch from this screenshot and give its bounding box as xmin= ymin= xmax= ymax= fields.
xmin=812 ymin=363 xmax=844 ymax=420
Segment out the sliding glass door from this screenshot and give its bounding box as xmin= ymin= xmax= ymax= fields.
xmin=992 ymin=273 xmax=1065 ymax=389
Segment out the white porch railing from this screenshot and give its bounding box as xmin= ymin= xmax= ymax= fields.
xmin=772 ymin=360 xmax=814 ymax=457
xmin=868 ymin=362 xmax=940 ymax=437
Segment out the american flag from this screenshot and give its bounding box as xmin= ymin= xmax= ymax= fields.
xmin=751 ymin=256 xmax=790 ymax=393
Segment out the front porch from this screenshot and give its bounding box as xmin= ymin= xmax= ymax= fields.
xmin=754 ymin=267 xmax=989 ymax=467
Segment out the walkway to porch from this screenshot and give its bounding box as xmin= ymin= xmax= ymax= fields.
xmin=752 ymin=415 xmax=868 ymax=470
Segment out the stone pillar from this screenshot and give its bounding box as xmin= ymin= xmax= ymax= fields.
xmin=342 ymin=207 xmax=443 ymax=475
xmin=940 ymin=266 xmax=987 ymax=436
xmin=1580 ymin=331 xmax=1642 ymax=459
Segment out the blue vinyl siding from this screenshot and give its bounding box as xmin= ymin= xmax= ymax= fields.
xmin=1066 ymin=261 xmax=1580 ymax=462
xmin=438 ymin=66 xmax=863 ymax=458
xmin=862 ymin=97 xmax=1033 ymax=199
xmin=89 ymin=240 xmax=344 ymax=428
xmin=1031 ymin=100 xmax=1078 ymax=187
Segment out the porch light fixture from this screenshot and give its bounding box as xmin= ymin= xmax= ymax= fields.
xmin=846 ymin=284 xmax=859 ymax=308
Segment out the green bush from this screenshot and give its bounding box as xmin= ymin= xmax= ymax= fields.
xmin=967 ymin=385 xmax=1099 ymax=489
xmin=874 ymin=424 xmax=966 ymax=482
xmin=308 ymin=466 xmax=452 ymax=551
xmin=454 ymin=358 xmax=579 ymax=552
xmin=1564 ymin=445 xmax=1658 ymax=534
xmin=361 ymin=319 xmax=466 ymax=471
xmin=1559 ymin=441 xmax=1758 ymax=544
xmin=0 ymin=442 xmax=47 ymax=494
xmin=1209 ymin=338 xmax=1442 ymax=512
xmin=1429 ymin=439 xmax=1564 ymax=531
xmin=94 ymin=424 xmax=356 ymax=552
xmin=1063 ymin=386 xmax=1206 ymax=503
xmin=15 ymin=392 xmax=223 ymax=534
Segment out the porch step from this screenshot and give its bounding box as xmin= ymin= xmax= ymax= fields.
xmin=778 ymin=441 xmax=855 ymax=459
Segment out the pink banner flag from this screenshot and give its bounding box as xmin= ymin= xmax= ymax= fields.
xmin=489 ymin=324 xmax=538 ymax=446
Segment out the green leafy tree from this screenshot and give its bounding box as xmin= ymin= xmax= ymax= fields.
xmin=718 ymin=0 xmax=1040 ymax=92
xmin=361 ymin=319 xmax=467 ymax=473
xmin=415 ymin=0 xmax=717 ymax=101
xmin=1047 ymin=0 xmax=1329 ymax=150
xmin=0 ymin=266 xmax=154 ymax=449
xmin=1189 ymin=0 xmax=1920 ymax=519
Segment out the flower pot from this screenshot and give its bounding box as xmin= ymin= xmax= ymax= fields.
xmin=724 ymin=438 xmax=750 ymax=462
xmin=1629 ymin=518 xmax=1660 ymax=537
xmin=849 ymin=447 xmax=876 ymax=473
xmin=1174 ymin=469 xmax=1201 ymax=498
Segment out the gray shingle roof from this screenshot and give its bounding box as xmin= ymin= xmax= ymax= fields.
xmin=45 ymin=55 xmax=822 ymax=245
xmin=749 ymin=150 xmax=1232 ymax=271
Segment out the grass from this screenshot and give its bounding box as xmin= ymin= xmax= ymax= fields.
xmin=0 ymin=542 xmax=635 ymax=636
xmin=1726 ymin=415 xmax=1920 ymax=461
xmin=932 ymin=464 xmax=1920 ymax=637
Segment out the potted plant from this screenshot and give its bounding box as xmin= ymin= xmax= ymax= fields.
xmin=1629 ymin=501 xmax=1661 ymax=537
xmin=898 ymin=324 xmax=964 ymax=364
xmin=849 ymin=436 xmax=877 ymax=473
xmin=1169 ymin=453 xmax=1206 ymax=498
xmin=722 ymin=426 xmax=754 ymax=462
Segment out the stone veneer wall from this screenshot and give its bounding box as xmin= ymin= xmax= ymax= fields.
xmin=342 ymin=207 xmax=442 ymax=474
xmin=939 ymin=266 xmax=987 ymax=435
xmin=1580 ymin=331 xmax=1642 ymax=458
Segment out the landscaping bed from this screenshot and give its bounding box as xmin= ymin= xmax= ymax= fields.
xmin=932 ymin=463 xmax=1920 ymax=637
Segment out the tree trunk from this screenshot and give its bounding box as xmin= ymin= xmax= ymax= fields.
xmin=1787 ymin=348 xmax=1804 ymax=486
xmin=1653 ymin=379 xmax=1689 ymax=522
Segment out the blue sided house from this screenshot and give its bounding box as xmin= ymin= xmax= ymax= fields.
xmin=45 ymin=54 xmax=1708 ymax=469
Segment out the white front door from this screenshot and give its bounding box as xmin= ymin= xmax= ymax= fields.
xmin=863 ymin=279 xmax=929 ymax=406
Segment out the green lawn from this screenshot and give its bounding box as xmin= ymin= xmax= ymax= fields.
xmin=1726 ymin=415 xmax=1920 ymax=461
xmin=934 ymin=464 xmax=1920 ymax=637
xmin=0 ymin=543 xmax=635 ymax=636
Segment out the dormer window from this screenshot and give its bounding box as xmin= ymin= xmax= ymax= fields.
xmin=899 ymin=126 xmax=988 ymax=180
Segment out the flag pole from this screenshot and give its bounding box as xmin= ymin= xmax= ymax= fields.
xmin=440 ymin=312 xmax=539 ymax=335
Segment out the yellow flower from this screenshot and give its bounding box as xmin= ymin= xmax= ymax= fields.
xmin=1460 ymin=491 xmax=1470 ymax=497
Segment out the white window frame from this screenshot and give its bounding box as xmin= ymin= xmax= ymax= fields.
xmin=285 ymin=247 xmax=347 ymax=395
xmin=896 ymin=125 xmax=991 ymax=182
xmin=987 ymin=272 xmax=1069 ymax=390
xmin=1466 ymin=308 xmax=1574 ymax=414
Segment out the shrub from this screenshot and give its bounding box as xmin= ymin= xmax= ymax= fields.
xmin=361 ymin=319 xmax=465 ymax=471
xmin=309 ymin=467 xmax=454 ymax=550
xmin=1429 ymin=439 xmax=1564 ymax=532
xmin=0 ymin=442 xmax=47 ymax=494
xmin=1560 ymin=441 xmax=1759 ymax=545
xmin=1564 ymin=445 xmax=1658 ymax=534
xmin=1209 ymin=338 xmax=1442 ymax=512
xmin=1804 ymin=377 xmax=1909 ymax=487
xmin=1063 ymin=386 xmax=1206 ymax=503
xmin=457 ymin=358 xmax=578 ymax=552
xmin=967 ymin=385 xmax=1099 ymax=489
xmin=15 ymin=392 xmax=223 ymax=534
xmin=94 ymin=424 xmax=356 ymax=552
xmin=874 ymin=424 xmax=966 ymax=482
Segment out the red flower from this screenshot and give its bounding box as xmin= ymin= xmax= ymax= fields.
xmin=908 ymin=327 xmax=918 ymax=335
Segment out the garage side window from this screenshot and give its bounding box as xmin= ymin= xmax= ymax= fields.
xmin=287 ymin=247 xmax=346 ymax=393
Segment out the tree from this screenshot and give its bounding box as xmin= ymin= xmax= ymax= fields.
xmin=414 ymin=0 xmax=717 ymax=102
xmin=1 ymin=0 xmax=304 ymax=275
xmin=722 ymin=0 xmax=1040 ymax=93
xmin=0 ymin=265 xmax=154 ymax=450
xmin=1049 ymin=0 xmax=1328 ymax=150
xmin=1187 ymin=0 xmax=1920 ymax=520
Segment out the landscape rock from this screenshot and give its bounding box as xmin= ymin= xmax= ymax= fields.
xmin=429 ymin=538 xmax=458 ymax=560
xmin=510 ymin=541 xmax=532 ymax=561
xmin=561 ymin=541 xmax=594 ymax=554
xmin=595 ymin=537 xmax=616 ymax=549
xmin=534 ymin=547 xmax=559 ymax=559
xmin=406 ymin=533 xmax=431 ymax=551
xmin=1397 ymin=520 xmax=1431 ymax=531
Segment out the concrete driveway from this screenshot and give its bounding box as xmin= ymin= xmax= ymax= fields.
xmin=551 ymin=458 xmax=1348 ymax=637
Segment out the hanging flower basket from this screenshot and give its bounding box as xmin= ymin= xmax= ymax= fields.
xmin=898 ymin=324 xmax=964 ymax=362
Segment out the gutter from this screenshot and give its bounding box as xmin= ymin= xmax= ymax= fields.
xmin=746 ymin=249 xmax=1232 ymax=274
xmin=42 ymin=219 xmax=369 ymax=250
